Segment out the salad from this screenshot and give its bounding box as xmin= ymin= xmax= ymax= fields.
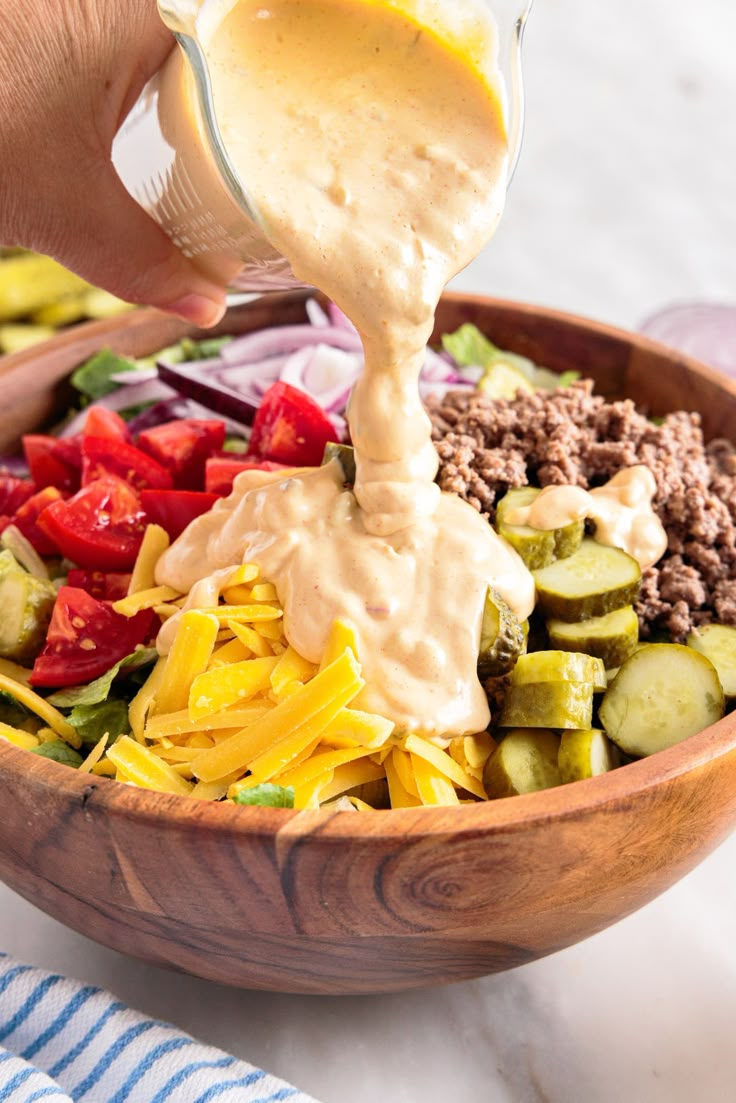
xmin=0 ymin=303 xmax=734 ymax=811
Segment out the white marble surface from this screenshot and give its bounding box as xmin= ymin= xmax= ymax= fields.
xmin=2 ymin=1 xmax=736 ymax=1100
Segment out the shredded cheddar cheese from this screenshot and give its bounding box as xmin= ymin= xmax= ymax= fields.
xmin=1 ymin=556 xmax=495 ymax=811
xmin=127 ymin=524 xmax=170 ymax=594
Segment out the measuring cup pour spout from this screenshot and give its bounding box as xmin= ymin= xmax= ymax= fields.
xmin=113 ymin=0 xmax=533 ymax=293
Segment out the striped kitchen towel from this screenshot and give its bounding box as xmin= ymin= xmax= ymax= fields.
xmin=0 ymin=954 xmax=321 ymax=1103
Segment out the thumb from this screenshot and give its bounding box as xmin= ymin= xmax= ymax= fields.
xmin=49 ymin=160 xmax=229 ymax=328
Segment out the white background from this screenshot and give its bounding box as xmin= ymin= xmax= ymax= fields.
xmin=2 ymin=1 xmax=736 ymax=1100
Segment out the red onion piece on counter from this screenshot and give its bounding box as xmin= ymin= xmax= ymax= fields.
xmin=640 ymin=303 xmax=736 ymax=377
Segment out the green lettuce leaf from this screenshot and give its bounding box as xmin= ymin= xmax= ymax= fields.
xmin=231 ymin=784 xmax=295 ymax=808
xmin=46 ymin=648 xmax=158 ymax=709
xmin=30 ymin=741 xmax=84 ymax=767
xmin=71 ymin=349 xmax=138 ymax=400
xmin=179 ymin=335 xmax=233 ymax=361
xmin=442 ymin=323 xmax=500 ymax=369
xmin=557 ymin=370 xmax=581 ymax=387
xmin=442 ymin=323 xmax=537 ymax=378
xmin=66 ymin=698 xmax=129 ymax=746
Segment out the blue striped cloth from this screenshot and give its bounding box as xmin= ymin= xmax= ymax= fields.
xmin=0 ymin=954 xmax=321 ymax=1103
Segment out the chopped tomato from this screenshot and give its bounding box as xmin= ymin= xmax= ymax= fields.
xmin=205 ymin=456 xmax=290 ymax=496
xmin=23 ymin=435 xmax=82 ymax=492
xmin=13 ymin=487 xmax=67 ymax=556
xmin=81 ymin=436 xmax=173 ymax=491
xmin=246 ymin=382 xmax=337 ymax=466
xmin=0 ymin=473 xmax=35 ymax=515
xmin=83 ymin=406 xmax=132 ymax=443
xmin=30 ymin=586 xmax=154 ymax=687
xmin=37 ymin=475 xmax=147 ymax=571
xmin=140 ymin=489 xmax=219 ymax=540
xmin=136 ymin=418 xmax=225 ymax=490
xmin=66 ymin=569 xmax=132 ymax=602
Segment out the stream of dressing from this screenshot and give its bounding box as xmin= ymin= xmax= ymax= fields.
xmin=156 ymin=0 xmax=536 ymax=735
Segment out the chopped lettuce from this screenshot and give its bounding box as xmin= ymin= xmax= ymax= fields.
xmin=442 ymin=323 xmax=536 ymax=379
xmin=558 ymin=370 xmax=582 ymax=387
xmin=222 ymin=438 xmax=250 ymax=454
xmin=46 ymin=648 xmax=158 ymax=709
xmin=66 ymin=698 xmax=129 ymax=745
xmin=179 ymin=335 xmax=233 ymax=361
xmin=30 ymin=741 xmax=84 ymax=767
xmin=71 ymin=349 xmax=138 ymax=400
xmin=442 ymin=323 xmax=580 ymax=391
xmin=231 ymin=783 xmax=295 ymax=808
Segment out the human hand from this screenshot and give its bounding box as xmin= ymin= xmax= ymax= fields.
xmin=0 ymin=0 xmax=227 ymax=326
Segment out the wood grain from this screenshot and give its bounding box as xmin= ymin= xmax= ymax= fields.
xmin=0 ymin=292 xmax=735 ymax=994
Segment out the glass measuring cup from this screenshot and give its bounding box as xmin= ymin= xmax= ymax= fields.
xmin=112 ymin=0 xmax=533 ymax=293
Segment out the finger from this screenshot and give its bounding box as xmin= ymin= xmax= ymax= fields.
xmin=47 ymin=160 xmax=228 ymax=327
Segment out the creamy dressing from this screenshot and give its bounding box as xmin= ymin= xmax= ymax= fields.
xmin=503 ymin=466 xmax=668 ymax=569
xmin=158 ymin=461 xmax=534 ymax=734
xmin=155 ymin=0 xmax=536 ymax=735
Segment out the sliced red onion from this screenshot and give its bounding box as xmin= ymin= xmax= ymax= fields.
xmin=306 ymin=298 xmax=330 ymax=328
xmin=110 ymin=367 xmax=160 ymax=385
xmin=58 ymin=378 xmax=178 ymax=437
xmin=0 ymin=455 xmax=30 ymax=478
xmin=326 ymin=302 xmax=359 ymax=336
xmin=220 ymin=323 xmax=362 ymax=365
xmin=640 ymin=303 xmax=736 ymax=377
xmin=215 ymin=356 xmax=287 ymax=393
xmin=280 ymin=344 xmax=363 ymax=413
xmin=158 ymin=360 xmax=260 ymax=426
xmin=329 ymin=412 xmax=348 ymax=440
xmin=126 ymin=397 xmax=250 ymax=439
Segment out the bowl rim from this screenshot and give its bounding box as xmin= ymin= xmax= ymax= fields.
xmin=2 ymin=708 xmax=735 ymax=841
xmin=2 ymin=290 xmax=735 ymax=841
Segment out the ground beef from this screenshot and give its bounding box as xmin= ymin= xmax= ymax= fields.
xmin=426 ymin=381 xmax=736 ymax=641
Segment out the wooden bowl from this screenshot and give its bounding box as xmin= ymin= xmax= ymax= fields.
xmin=1 ymin=291 xmax=735 ymax=995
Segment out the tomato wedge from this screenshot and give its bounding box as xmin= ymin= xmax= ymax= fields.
xmin=66 ymin=569 xmax=132 ymax=602
xmin=23 ymin=435 xmax=82 ymax=492
xmin=205 ymin=457 xmax=290 ymax=496
xmin=82 ymin=436 xmax=173 ymax=491
xmin=0 ymin=474 xmax=35 ymax=515
xmin=30 ymin=586 xmax=154 ymax=687
xmin=37 ymin=475 xmax=148 ymax=571
xmin=83 ymin=406 xmax=132 ymax=443
xmin=13 ymin=487 xmax=67 ymax=556
xmin=247 ymin=382 xmax=338 ymax=466
xmin=137 ymin=419 xmax=225 ymax=490
xmin=140 ymin=489 xmax=218 ymax=540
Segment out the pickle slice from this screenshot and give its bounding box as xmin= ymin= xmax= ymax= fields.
xmin=533 ymin=538 xmax=642 ymax=622
xmin=496 ymin=488 xmax=556 ymax=570
xmin=322 ymin=442 xmax=356 ymax=485
xmin=511 ymin=650 xmax=607 ymax=691
xmin=478 ymin=588 xmax=526 ymax=678
xmin=599 ymin=644 xmax=725 ymax=757
xmin=547 ymin=606 xmax=639 ymax=670
xmin=499 ymin=681 xmax=595 ymax=730
xmin=496 ymin=487 xmax=584 ymax=570
xmin=558 ymin=728 xmax=621 ymax=783
xmin=554 ymin=518 xmax=586 ymax=561
xmin=687 ymin=624 xmax=736 ymax=698
xmin=0 ymin=550 xmax=56 ymax=664
xmin=483 ymin=728 xmax=561 ymax=798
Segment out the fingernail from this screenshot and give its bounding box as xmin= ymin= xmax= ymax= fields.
xmin=167 ymin=292 xmax=227 ymax=328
